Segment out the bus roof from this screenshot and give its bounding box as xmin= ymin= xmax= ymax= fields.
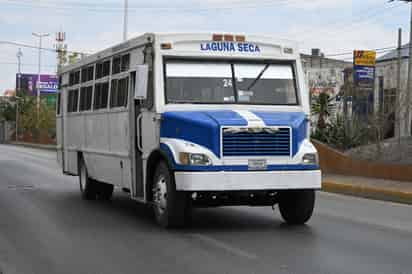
xmin=60 ymin=33 xmax=299 ymax=74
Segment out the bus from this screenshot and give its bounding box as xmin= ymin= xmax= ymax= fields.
xmin=57 ymin=33 xmax=321 ymax=228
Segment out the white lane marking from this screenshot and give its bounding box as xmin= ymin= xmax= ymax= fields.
xmin=233 ymin=110 xmax=265 ymax=127
xmin=191 ymin=233 xmax=258 ymax=260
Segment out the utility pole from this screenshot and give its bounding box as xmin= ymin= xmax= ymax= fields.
xmin=396 ymin=28 xmax=402 ymax=155
xmin=55 ymin=32 xmax=67 ymax=73
xmin=407 ymin=3 xmax=412 ymax=136
xmin=16 ymin=48 xmax=23 ymax=95
xmin=123 ymin=0 xmax=128 ymax=41
xmin=32 ymin=32 xmax=50 ymax=124
xmin=392 ymin=0 xmax=412 ymax=136
xmin=16 ymin=49 xmax=23 ymax=142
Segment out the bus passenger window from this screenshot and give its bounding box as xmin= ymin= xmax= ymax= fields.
xmin=94 ymin=82 xmax=109 ymax=110
xmin=67 ymin=89 xmax=79 ymax=112
xmin=121 ymin=54 xmax=130 ymax=72
xmin=112 ymin=57 xmax=121 ymax=74
xmin=56 ymin=93 xmax=61 ymax=115
xmin=79 ymin=86 xmax=93 ymax=111
xmin=69 ymin=71 xmax=80 ymax=86
xmin=110 ymin=77 xmax=128 ymax=108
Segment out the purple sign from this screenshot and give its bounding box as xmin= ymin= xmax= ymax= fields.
xmin=16 ymin=74 xmax=58 ymax=95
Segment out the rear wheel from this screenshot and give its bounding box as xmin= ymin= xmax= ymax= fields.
xmin=278 ymin=190 xmax=315 ymax=225
xmin=152 ymin=161 xmax=190 ymax=228
xmin=79 ymin=159 xmax=98 ymax=200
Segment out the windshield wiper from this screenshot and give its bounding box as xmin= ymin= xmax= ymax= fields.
xmin=246 ymin=64 xmax=270 ymax=91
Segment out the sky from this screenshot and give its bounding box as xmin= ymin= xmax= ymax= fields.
xmin=0 ymin=0 xmax=410 ymax=94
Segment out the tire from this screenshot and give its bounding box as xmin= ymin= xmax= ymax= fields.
xmin=97 ymin=182 xmax=114 ymax=200
xmin=79 ymin=158 xmax=98 ymax=200
xmin=278 ymin=190 xmax=315 ymax=225
xmin=152 ymin=161 xmax=190 ymax=228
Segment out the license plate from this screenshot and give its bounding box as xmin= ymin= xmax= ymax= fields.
xmin=248 ymin=159 xmax=267 ymax=170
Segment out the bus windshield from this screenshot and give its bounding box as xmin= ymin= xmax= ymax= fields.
xmin=165 ymin=60 xmax=299 ymax=105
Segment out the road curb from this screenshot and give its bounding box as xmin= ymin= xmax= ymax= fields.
xmin=322 ymin=181 xmax=412 ymax=205
xmin=8 ymin=142 xmax=57 ymax=151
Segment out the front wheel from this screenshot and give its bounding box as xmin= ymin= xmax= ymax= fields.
xmin=278 ymin=190 xmax=315 ymax=225
xmin=152 ymin=161 xmax=190 ymax=228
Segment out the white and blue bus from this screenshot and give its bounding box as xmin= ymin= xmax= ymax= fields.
xmin=57 ymin=33 xmax=321 ymax=227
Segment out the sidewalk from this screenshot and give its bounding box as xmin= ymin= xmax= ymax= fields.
xmin=323 ymin=173 xmax=412 ymax=205
xmin=9 ymin=141 xmax=57 ymax=151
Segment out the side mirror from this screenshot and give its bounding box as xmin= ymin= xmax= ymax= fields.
xmin=134 ymin=65 xmax=149 ymax=100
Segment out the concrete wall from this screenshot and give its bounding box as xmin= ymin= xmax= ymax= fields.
xmin=314 ymin=140 xmax=412 ymax=182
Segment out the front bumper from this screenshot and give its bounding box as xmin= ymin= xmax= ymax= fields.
xmin=174 ymin=170 xmax=321 ymax=191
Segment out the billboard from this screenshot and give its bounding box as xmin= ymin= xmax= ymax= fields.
xmin=354 ymin=50 xmax=376 ymax=67
xmin=353 ymin=50 xmax=376 ymax=116
xmin=15 ymin=74 xmax=58 ymax=96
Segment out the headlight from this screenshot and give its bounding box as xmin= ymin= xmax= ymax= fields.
xmin=302 ymin=153 xmax=318 ymax=165
xmin=179 ymin=152 xmax=212 ymax=166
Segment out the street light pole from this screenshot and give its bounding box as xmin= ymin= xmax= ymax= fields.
xmin=16 ymin=48 xmax=23 ymax=95
xmin=14 ymin=96 xmax=22 ymax=142
xmin=16 ymin=49 xmax=23 ymax=142
xmin=32 ymin=32 xmax=49 ymax=124
xmin=123 ymin=0 xmax=128 ymax=41
xmin=391 ymin=0 xmax=412 ymax=135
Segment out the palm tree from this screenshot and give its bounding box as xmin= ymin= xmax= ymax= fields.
xmin=311 ymin=90 xmax=335 ymax=130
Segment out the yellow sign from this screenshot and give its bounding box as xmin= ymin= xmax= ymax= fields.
xmin=354 ymin=50 xmax=376 ymax=66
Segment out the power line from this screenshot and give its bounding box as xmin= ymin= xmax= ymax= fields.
xmin=295 ymin=2 xmax=403 ymax=41
xmin=0 ymin=0 xmax=298 ymax=13
xmin=0 ymin=61 xmax=56 ymax=68
xmin=325 ymin=46 xmax=403 ymax=57
xmin=0 ymin=40 xmax=88 ymax=55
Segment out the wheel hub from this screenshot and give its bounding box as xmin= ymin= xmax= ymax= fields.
xmin=153 ymin=175 xmax=167 ymax=214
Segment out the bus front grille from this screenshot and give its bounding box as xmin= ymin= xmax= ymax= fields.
xmin=222 ymin=127 xmax=291 ymax=157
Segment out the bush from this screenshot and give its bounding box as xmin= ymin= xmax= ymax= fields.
xmin=312 ymin=115 xmax=367 ymax=151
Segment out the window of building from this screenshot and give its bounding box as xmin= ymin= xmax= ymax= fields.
xmin=67 ymin=89 xmax=79 ymax=112
xmin=81 ymin=65 xmax=94 ymax=83
xmin=94 ymin=82 xmax=109 ymax=110
xmin=96 ymin=60 xmax=110 ymax=79
xmin=79 ymin=86 xmax=93 ymax=111
xmin=110 ymin=77 xmax=129 ymax=108
xmin=69 ymin=70 xmax=80 ymax=86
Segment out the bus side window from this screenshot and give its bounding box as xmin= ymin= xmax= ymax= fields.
xmin=57 ymin=93 xmax=61 ymax=115
xmin=67 ymin=89 xmax=79 ymax=113
xmin=110 ymin=77 xmax=128 ymax=108
xmin=94 ymin=82 xmax=109 ymax=110
xmin=79 ymin=86 xmax=93 ymax=111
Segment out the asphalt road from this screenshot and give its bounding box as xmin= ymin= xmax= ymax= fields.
xmin=0 ymin=144 xmax=411 ymax=274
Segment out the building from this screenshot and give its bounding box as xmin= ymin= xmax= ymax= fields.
xmin=375 ymin=44 xmax=411 ymax=137
xmin=301 ymin=49 xmax=353 ymax=119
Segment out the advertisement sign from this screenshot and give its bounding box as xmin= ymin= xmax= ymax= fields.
xmin=353 ymin=66 xmax=375 ymax=87
xmin=353 ymin=50 xmax=376 ymax=89
xmin=354 ymin=50 xmax=376 ymax=67
xmin=353 ymin=50 xmax=376 ymax=116
xmin=15 ymin=74 xmax=58 ymax=96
